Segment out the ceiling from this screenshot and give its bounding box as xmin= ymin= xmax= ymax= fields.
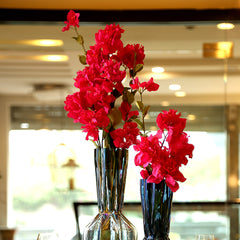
xmin=1 ymin=19 xmax=240 ymax=106
xmin=1 ymin=0 xmax=240 ymax=10
xmin=1 ymin=4 xmax=240 ymax=130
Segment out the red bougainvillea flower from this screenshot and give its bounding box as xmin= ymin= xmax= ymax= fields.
xmin=64 ymin=92 xmax=86 ymax=122
xmin=110 ymin=122 xmax=140 ymax=149
xmin=134 ymin=133 xmax=162 ymax=167
xmin=95 ymin=23 xmax=124 ymax=55
xmin=86 ymin=45 xmax=107 ymax=65
xmin=129 ymin=77 xmax=140 ymax=90
xmin=140 ymin=169 xmax=150 ymax=179
xmin=156 ymin=109 xmax=186 ymax=134
xmin=101 ymin=60 xmax=126 ymax=93
xmin=130 ymin=77 xmax=159 ymax=92
xmin=168 ymin=132 xmax=194 ymax=166
xmin=134 ymin=109 xmax=194 ymax=192
xmin=119 ymin=101 xmax=139 ymax=121
xmin=140 ymin=77 xmax=159 ymax=92
xmin=64 ymin=90 xmax=110 ymax=141
xmin=62 ymin=11 xmax=194 ymax=193
xmin=81 ymin=108 xmax=110 ymax=141
xmin=117 ymin=44 xmax=145 ymax=69
xmin=62 ymin=10 xmax=80 ymax=32
xmin=71 ymin=60 xmax=124 ymax=114
xmin=148 ymin=151 xmax=187 ymax=192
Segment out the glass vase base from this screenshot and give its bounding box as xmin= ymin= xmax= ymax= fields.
xmin=83 ymin=212 xmax=137 ymax=240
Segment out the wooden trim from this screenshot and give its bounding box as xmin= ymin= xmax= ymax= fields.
xmin=1 ymin=8 xmax=240 ymax=23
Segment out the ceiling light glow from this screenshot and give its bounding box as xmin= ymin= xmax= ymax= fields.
xmin=161 ymin=101 xmax=170 ymax=106
xmin=175 ymin=91 xmax=186 ymax=97
xmin=187 ymin=114 xmax=196 ymax=121
xmin=22 ymin=39 xmax=63 ymax=46
xmin=217 ymin=23 xmax=235 ymax=30
xmin=169 ymin=84 xmax=181 ymax=91
xmin=20 ymin=123 xmax=29 ymax=129
xmin=152 ymin=67 xmax=165 ymax=73
xmin=34 ymin=55 xmax=69 ymax=62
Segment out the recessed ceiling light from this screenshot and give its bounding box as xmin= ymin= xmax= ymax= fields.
xmin=217 ymin=23 xmax=235 ymax=30
xmin=161 ymin=101 xmax=170 ymax=106
xmin=0 ymin=39 xmax=64 ymax=47
xmin=152 ymin=67 xmax=165 ymax=73
xmin=22 ymin=39 xmax=63 ymax=46
xmin=20 ymin=123 xmax=29 ymax=129
xmin=143 ymin=72 xmax=174 ymax=80
xmin=187 ymin=114 xmax=196 ymax=121
xmin=0 ymin=54 xmax=69 ymax=61
xmin=175 ymin=91 xmax=186 ymax=97
xmin=34 ymin=55 xmax=69 ymax=61
xmin=169 ymin=84 xmax=181 ymax=91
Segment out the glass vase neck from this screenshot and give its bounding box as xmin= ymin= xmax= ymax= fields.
xmin=98 ymin=130 xmax=115 ymax=149
xmin=94 ymin=147 xmax=128 ymax=212
xmin=83 ymin=147 xmax=137 ymax=239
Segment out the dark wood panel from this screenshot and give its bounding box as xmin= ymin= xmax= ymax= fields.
xmin=1 ymin=9 xmax=240 ymax=23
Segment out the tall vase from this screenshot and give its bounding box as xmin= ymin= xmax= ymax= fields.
xmin=83 ymin=148 xmax=137 ymax=240
xmin=140 ymin=179 xmax=173 ymax=240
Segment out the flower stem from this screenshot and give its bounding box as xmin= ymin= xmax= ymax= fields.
xmin=161 ymin=132 xmax=168 ymax=148
xmin=74 ymin=26 xmax=87 ymax=55
xmin=140 ymin=90 xmax=146 ymax=134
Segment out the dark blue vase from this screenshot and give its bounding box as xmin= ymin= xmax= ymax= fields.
xmin=140 ymin=179 xmax=173 ymax=240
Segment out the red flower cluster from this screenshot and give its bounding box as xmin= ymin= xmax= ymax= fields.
xmin=110 ymin=122 xmax=140 ymax=149
xmin=63 ymin=11 xmax=194 ymax=192
xmin=63 ymin=11 xmax=159 ymax=148
xmin=117 ymin=44 xmax=145 ymax=69
xmin=130 ymin=77 xmax=159 ymax=92
xmin=62 ymin=10 xmax=80 ymax=32
xmin=134 ymin=109 xmax=194 ymax=192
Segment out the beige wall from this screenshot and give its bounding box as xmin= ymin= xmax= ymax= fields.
xmin=0 ymin=96 xmax=10 ymax=226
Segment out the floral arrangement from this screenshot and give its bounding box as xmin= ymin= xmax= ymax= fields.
xmin=134 ymin=109 xmax=194 ymax=191
xmin=62 ymin=10 xmax=194 ymax=192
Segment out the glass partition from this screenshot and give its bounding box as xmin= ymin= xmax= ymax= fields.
xmin=74 ymin=202 xmax=236 ymax=240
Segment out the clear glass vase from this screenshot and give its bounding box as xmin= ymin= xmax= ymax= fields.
xmin=140 ymin=179 xmax=173 ymax=240
xmin=83 ymin=148 xmax=137 ymax=240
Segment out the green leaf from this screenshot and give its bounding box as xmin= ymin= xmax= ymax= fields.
xmin=143 ymin=105 xmax=150 ymax=117
xmin=76 ymin=35 xmax=84 ymax=45
xmin=133 ymin=118 xmax=144 ymax=129
xmin=122 ymin=90 xmax=135 ymax=104
xmin=134 ymin=64 xmax=144 ymax=73
xmin=141 ymin=130 xmax=150 ymax=137
xmin=79 ymin=55 xmax=87 ymax=65
xmin=108 ymin=108 xmax=122 ymax=127
xmin=136 ymin=101 xmax=144 ymax=111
